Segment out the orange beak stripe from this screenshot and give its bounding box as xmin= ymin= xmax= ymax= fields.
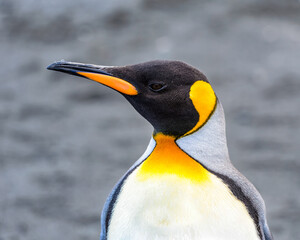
xmin=77 ymin=71 xmax=138 ymax=96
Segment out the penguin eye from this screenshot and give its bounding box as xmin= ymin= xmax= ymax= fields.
xmin=149 ymin=83 xmax=166 ymax=92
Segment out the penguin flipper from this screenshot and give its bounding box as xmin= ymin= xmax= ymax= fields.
xmin=262 ymin=222 xmax=273 ymax=240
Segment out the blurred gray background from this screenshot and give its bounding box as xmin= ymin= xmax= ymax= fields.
xmin=0 ymin=0 xmax=300 ymax=239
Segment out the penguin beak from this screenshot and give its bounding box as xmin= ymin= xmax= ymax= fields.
xmin=47 ymin=61 xmax=138 ymax=96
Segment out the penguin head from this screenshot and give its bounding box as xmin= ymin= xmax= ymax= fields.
xmin=47 ymin=60 xmax=217 ymax=137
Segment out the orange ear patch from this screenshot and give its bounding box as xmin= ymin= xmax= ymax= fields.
xmin=183 ymin=81 xmax=217 ymax=136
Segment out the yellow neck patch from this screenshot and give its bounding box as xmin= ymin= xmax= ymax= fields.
xmin=183 ymin=80 xmax=217 ymax=137
xmin=136 ymin=134 xmax=210 ymax=183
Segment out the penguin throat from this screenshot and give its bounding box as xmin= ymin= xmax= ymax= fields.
xmin=136 ymin=133 xmax=210 ymax=183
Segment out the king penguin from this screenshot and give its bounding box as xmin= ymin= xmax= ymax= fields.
xmin=47 ymin=60 xmax=273 ymax=240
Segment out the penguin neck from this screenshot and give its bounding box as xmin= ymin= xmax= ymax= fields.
xmin=137 ymin=133 xmax=210 ymax=183
xmin=176 ymin=102 xmax=230 ymax=164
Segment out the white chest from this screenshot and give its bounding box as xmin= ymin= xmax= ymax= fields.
xmin=107 ymin=169 xmax=260 ymax=240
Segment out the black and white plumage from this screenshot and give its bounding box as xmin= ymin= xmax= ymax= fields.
xmin=48 ymin=60 xmax=273 ymax=240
